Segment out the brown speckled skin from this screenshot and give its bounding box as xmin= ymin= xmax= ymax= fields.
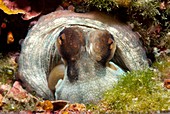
xmin=57 ymin=27 xmax=85 ymax=62
xmin=55 ymin=27 xmax=118 ymax=103
xmin=88 ymin=29 xmax=116 ymax=65
xmin=57 ymin=27 xmax=85 ymax=83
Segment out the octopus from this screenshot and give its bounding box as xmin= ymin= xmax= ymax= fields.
xmin=18 ymin=10 xmax=149 ymax=104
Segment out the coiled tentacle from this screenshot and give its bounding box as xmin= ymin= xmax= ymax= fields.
xmin=18 ymin=10 xmax=148 ymax=100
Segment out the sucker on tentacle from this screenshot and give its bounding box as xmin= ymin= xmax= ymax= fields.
xmin=18 ymin=10 xmax=149 ymax=103
xmin=48 ymin=64 xmax=65 ymax=92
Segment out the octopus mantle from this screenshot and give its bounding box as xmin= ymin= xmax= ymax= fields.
xmin=18 ymin=10 xmax=148 ymax=103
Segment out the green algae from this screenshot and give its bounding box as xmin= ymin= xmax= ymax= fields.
xmin=0 ymin=54 xmax=16 ymax=84
xmin=87 ymin=57 xmax=170 ymax=113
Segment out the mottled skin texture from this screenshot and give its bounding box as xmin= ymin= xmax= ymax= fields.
xmin=54 ymin=27 xmax=122 ymax=103
xmin=57 ymin=27 xmax=85 ymax=83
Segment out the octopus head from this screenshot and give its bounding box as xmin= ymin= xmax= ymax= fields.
xmin=48 ymin=27 xmax=123 ymax=103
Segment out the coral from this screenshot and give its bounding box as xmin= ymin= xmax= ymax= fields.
xmin=0 ymin=0 xmax=46 ymax=20
xmin=0 ymin=0 xmax=25 ymax=14
xmin=0 ymin=81 xmax=39 ymax=112
xmin=128 ymin=1 xmax=170 ymax=52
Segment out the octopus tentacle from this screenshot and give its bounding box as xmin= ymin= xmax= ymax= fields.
xmin=18 ymin=10 xmax=148 ymax=101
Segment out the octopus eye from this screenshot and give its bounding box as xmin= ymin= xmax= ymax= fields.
xmin=57 ymin=33 xmax=65 ymax=45
xmin=56 ymin=27 xmax=85 ymax=61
